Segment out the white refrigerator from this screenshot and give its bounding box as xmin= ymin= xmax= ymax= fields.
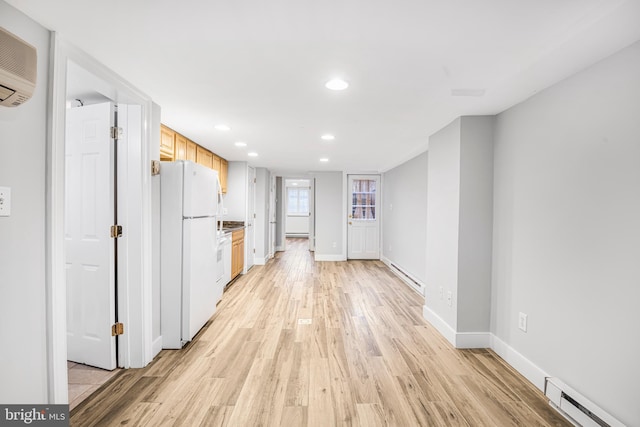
xmin=160 ymin=161 xmax=222 ymax=349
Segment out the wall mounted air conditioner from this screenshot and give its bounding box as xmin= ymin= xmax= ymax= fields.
xmin=0 ymin=26 xmax=37 ymax=107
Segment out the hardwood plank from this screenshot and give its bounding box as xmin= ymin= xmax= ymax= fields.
xmin=69 ymin=238 xmax=571 ymax=427
xmin=308 ymin=358 xmax=335 ymax=427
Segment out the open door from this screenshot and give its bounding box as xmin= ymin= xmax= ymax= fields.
xmin=65 ymin=102 xmax=117 ymax=370
xmin=347 ymin=175 xmax=380 ymax=260
xmin=245 ymin=166 xmax=256 ymax=270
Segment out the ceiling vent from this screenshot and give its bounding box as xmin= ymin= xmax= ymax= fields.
xmin=0 ymin=26 xmax=37 ymax=107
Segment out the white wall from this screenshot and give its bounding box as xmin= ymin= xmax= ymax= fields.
xmin=0 ymin=0 xmax=50 ymax=403
xmin=224 ymin=161 xmax=248 ymax=222
xmin=382 ymin=151 xmax=428 ymax=284
xmin=491 ymin=41 xmax=640 ymax=426
xmin=286 ymin=216 xmax=309 ymax=235
xmin=314 ymin=172 xmax=344 ymax=260
xmin=151 ymin=103 xmax=162 ymax=352
xmin=275 ymin=176 xmax=283 ymax=248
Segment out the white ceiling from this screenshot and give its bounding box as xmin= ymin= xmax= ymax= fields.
xmin=7 ymin=0 xmax=640 ymax=173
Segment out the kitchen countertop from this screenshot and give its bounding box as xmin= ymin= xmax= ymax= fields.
xmin=219 ymin=221 xmax=245 ymax=235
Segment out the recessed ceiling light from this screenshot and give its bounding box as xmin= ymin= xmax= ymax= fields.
xmin=292 ymin=183 xmax=298 ymax=186
xmin=321 ymin=134 xmax=335 ymax=141
xmin=325 ymin=79 xmax=348 ymax=91
xmin=215 ymin=124 xmax=231 ymax=131
xmin=235 ymin=141 xmax=247 ymax=147
xmin=248 ymin=152 xmax=258 ymax=157
xmin=320 ymin=158 xmax=329 ymax=162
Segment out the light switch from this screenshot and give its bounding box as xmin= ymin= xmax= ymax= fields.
xmin=0 ymin=187 xmax=10 ymax=216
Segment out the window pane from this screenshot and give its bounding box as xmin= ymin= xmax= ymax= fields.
xmin=288 ymin=188 xmax=298 ymax=214
xmin=287 ymin=187 xmax=309 ymax=215
xmin=299 ymin=189 xmax=309 ymax=214
xmin=351 ymin=179 xmax=376 ymax=220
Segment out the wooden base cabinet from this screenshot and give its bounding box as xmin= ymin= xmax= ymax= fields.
xmin=231 ymin=229 xmax=245 ymax=279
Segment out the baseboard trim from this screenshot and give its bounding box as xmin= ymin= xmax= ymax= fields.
xmin=456 ymin=332 xmax=491 ymax=348
xmin=152 ymin=336 xmax=163 ymax=358
xmin=422 ymin=306 xmax=491 ymax=349
xmin=314 ymin=254 xmax=345 ymax=262
xmin=490 ymin=334 xmax=548 ymax=391
xmin=422 ymin=305 xmax=456 ymax=347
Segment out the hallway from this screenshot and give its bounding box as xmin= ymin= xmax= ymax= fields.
xmin=70 ymin=239 xmax=569 ymax=426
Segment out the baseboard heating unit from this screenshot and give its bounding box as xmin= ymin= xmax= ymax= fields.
xmin=544 ymin=377 xmax=624 ymax=427
xmin=389 ymin=262 xmax=423 ymax=295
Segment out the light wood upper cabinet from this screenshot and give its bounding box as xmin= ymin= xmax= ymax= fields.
xmin=160 ymin=124 xmax=227 ymax=193
xmin=220 ymin=159 xmax=228 ymax=193
xmin=174 ymin=134 xmax=187 ymax=160
xmin=186 ymin=140 xmax=197 ymax=162
xmin=196 ymin=146 xmax=213 ymax=169
xmin=160 ymin=125 xmax=175 ymax=160
xmin=212 ymin=154 xmax=222 ymax=174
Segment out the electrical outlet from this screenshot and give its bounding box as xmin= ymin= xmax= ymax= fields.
xmin=0 ymin=187 xmax=10 ymax=217
xmin=332 ymin=241 xmax=337 ymax=248
xmin=439 ymin=286 xmax=444 ymax=300
xmin=446 ymin=291 xmax=452 ymax=307
xmin=518 ymin=312 xmax=528 ymax=332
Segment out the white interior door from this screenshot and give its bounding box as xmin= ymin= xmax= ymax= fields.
xmin=309 ymin=178 xmax=315 ymax=251
xmin=246 ymin=166 xmax=256 ymax=270
xmin=65 ymin=102 xmax=117 ymax=370
xmin=347 ymin=175 xmax=380 ymax=260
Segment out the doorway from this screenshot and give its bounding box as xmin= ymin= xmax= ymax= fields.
xmin=47 ymin=40 xmax=155 ymax=405
xmin=347 ymin=174 xmax=380 ymax=259
xmin=275 ymin=177 xmax=314 ymax=253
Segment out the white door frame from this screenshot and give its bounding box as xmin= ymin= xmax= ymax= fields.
xmin=245 ymin=166 xmax=256 ymax=271
xmin=308 ymin=178 xmax=315 ymax=251
xmin=46 ymin=34 xmax=155 ymax=403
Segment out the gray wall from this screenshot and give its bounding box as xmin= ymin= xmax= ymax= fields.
xmin=0 ymin=1 xmax=50 ymax=403
xmin=314 ymin=172 xmax=344 ymax=258
xmin=254 ymin=167 xmax=270 ymax=260
xmin=382 ymin=152 xmax=428 ymax=284
xmin=491 ymin=41 xmax=640 ymax=426
xmin=458 ymin=117 xmax=494 ymax=332
xmin=425 ymin=119 xmax=461 ymax=328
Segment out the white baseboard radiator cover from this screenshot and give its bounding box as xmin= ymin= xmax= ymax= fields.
xmin=544 ymin=377 xmax=625 ymax=427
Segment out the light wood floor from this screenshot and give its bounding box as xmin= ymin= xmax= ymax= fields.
xmin=71 ymin=238 xmax=570 ymax=426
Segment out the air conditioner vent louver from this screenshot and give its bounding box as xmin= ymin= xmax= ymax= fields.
xmin=0 ymin=26 xmax=37 ymax=107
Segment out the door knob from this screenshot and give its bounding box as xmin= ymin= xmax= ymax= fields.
xmin=349 ymin=221 xmax=352 ymax=225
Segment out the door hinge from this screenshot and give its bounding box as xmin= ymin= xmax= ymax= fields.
xmin=254 ymin=178 xmax=256 ymax=183
xmin=253 ymin=248 xmax=256 ymax=253
xmin=111 ymin=322 xmax=124 ymax=336
xmin=253 ymin=213 xmax=256 ymax=218
xmin=151 ymin=160 xmax=160 ymax=176
xmin=110 ymin=126 xmax=123 ymax=140
xmin=111 ymin=225 xmax=123 ymax=238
